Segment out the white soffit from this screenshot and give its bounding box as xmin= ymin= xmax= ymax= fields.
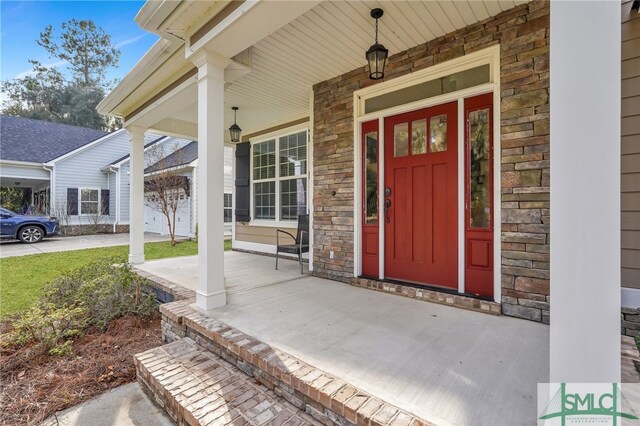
xmin=122 ymin=0 xmax=529 ymax=137
xmin=223 ymin=0 xmax=527 ymax=134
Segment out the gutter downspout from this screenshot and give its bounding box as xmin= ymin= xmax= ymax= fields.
xmin=105 ymin=165 xmax=121 ymax=233
xmin=42 ymin=164 xmax=53 ymax=215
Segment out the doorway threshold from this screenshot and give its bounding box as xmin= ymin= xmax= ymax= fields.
xmin=351 ymin=276 xmax=501 ymax=316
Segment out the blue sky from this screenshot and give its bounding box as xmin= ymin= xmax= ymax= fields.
xmin=0 ymin=1 xmax=157 ymax=83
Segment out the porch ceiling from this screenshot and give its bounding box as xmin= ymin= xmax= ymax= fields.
xmin=119 ymin=0 xmax=527 ymax=139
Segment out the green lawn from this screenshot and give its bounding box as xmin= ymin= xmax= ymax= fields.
xmin=0 ymin=240 xmax=230 ymax=319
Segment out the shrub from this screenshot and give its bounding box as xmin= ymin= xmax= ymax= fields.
xmin=2 ymin=259 xmax=157 ymax=355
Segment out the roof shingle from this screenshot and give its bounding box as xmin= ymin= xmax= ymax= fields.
xmin=0 ymin=115 xmax=109 ymax=163
xmin=145 ymin=141 xmax=198 ymax=173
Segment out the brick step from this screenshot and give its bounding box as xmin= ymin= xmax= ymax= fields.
xmin=161 ymin=301 xmax=432 ymax=426
xmin=135 ymin=338 xmax=323 ymax=425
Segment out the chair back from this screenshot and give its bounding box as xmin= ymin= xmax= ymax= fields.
xmin=296 ymin=214 xmax=309 ymax=245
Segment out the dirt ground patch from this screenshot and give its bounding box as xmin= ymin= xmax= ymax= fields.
xmin=0 ymin=313 xmax=163 ymax=426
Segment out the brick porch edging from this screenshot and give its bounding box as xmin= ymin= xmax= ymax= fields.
xmin=350 ymin=277 xmax=501 ymax=316
xmin=160 ymin=301 xmax=432 ymax=426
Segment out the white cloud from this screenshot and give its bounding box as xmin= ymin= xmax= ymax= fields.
xmin=115 ymin=34 xmax=146 ymax=49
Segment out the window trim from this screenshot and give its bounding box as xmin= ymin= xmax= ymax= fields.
xmin=249 ymin=124 xmax=309 ymax=226
xmin=224 ymin=192 xmax=233 ymax=223
xmin=78 ymin=187 xmax=101 ymax=216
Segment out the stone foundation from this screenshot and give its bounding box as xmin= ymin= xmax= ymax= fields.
xmin=60 ymin=223 xmax=129 ymax=236
xmin=623 ymin=308 xmax=640 ymax=337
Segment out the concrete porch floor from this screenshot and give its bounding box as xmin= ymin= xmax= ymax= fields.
xmin=137 ymin=252 xmax=549 ymax=425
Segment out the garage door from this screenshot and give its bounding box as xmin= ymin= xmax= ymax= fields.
xmin=144 ymin=194 xmax=163 ymax=234
xmin=173 ymin=191 xmax=191 ymax=237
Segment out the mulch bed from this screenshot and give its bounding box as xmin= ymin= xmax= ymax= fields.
xmin=0 ymin=313 xmax=164 ymax=426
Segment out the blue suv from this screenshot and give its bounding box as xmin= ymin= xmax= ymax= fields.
xmin=0 ymin=207 xmax=60 ymax=243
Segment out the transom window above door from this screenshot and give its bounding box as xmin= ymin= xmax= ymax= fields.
xmin=251 ymin=129 xmax=308 ymax=222
xmin=394 ymin=114 xmax=448 ymax=157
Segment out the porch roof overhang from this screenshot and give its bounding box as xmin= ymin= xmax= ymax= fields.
xmin=98 ymin=0 xmax=528 ymax=140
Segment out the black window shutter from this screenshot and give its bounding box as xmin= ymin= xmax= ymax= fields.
xmin=101 ymin=189 xmax=110 ymax=216
xmin=67 ymin=188 xmax=78 ymax=215
xmin=235 ymin=142 xmax=251 ymax=222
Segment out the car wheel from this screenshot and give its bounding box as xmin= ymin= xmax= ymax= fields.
xmin=18 ymin=226 xmax=44 ymax=243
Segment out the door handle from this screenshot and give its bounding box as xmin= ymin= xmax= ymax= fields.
xmin=384 ymin=198 xmax=391 ymax=223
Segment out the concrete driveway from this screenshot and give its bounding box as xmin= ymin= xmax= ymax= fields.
xmin=0 ymin=233 xmax=172 ymax=259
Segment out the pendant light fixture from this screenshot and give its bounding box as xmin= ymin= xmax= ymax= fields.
xmin=229 ymin=106 xmax=241 ymax=142
xmin=366 ymin=8 xmax=389 ymax=80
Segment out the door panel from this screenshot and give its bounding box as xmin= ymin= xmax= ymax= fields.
xmin=361 ymin=120 xmax=379 ymax=277
xmin=384 ymin=101 xmax=458 ymax=288
xmin=464 ymin=93 xmax=494 ymax=297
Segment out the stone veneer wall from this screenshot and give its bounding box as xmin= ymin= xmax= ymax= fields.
xmin=312 ymin=1 xmax=550 ymax=322
xmin=623 ymin=308 xmax=640 ymax=337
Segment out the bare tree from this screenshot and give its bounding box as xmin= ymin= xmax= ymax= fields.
xmin=144 ymin=143 xmax=190 ymax=246
xmin=51 ymin=199 xmax=71 ymax=230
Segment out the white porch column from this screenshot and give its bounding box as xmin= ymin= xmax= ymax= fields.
xmin=193 ymin=51 xmax=230 ymax=311
xmin=550 ymin=2 xmax=621 ymax=382
xmin=127 ymin=126 xmax=147 ymax=264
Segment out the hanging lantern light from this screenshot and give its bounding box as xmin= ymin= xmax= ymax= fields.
xmin=229 ymin=106 xmax=242 ymax=142
xmin=366 ymin=8 xmax=388 ymax=80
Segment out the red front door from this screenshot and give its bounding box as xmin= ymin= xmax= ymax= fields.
xmin=384 ymin=102 xmax=458 ymax=288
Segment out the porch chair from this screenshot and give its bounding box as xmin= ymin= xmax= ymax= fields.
xmin=275 ymin=214 xmax=309 ymax=274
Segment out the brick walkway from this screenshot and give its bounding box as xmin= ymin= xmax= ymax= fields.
xmin=135 ymin=338 xmax=323 ymax=426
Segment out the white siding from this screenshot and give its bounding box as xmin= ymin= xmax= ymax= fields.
xmin=53 ymin=130 xmax=162 ymax=224
xmin=622 ymin=0 xmax=640 ymax=289
xmin=54 ymin=131 xmax=127 ymax=224
xmin=224 ymin=145 xmax=233 ymax=193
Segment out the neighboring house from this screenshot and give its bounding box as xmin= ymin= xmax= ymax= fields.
xmin=0 ymin=115 xmax=226 ymax=236
xmin=139 ymin=141 xmax=234 ymax=237
xmin=0 ymin=115 xmax=108 ymax=215
xmin=97 ymin=0 xmax=627 ymax=385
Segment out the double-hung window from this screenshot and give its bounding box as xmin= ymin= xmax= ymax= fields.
xmin=80 ymin=188 xmax=100 ymax=215
xmin=252 ymin=129 xmax=308 ymax=222
xmin=224 ymin=193 xmax=232 ymax=223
